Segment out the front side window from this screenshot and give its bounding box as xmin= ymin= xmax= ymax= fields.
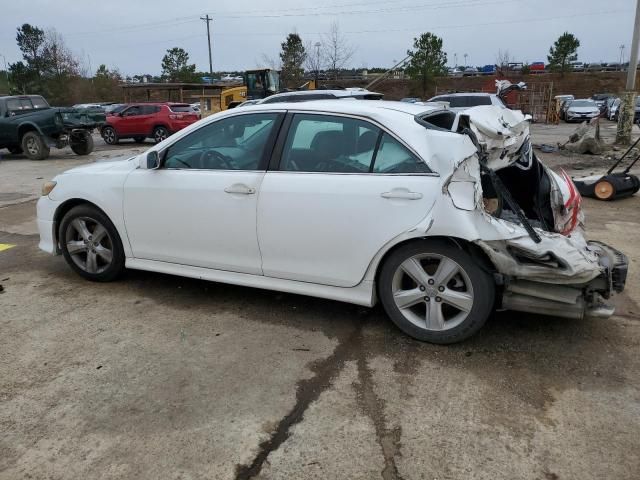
xmin=163 ymin=113 xmax=279 ymax=170
xmin=280 ymin=114 xmax=379 ymax=173
xmin=123 ymin=106 xmax=142 ymax=116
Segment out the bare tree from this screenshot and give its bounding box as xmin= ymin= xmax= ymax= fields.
xmin=258 ymin=53 xmax=281 ymax=70
xmin=43 ymin=29 xmax=79 ymax=76
xmin=305 ymin=40 xmax=324 ymax=78
xmin=322 ymin=22 xmax=354 ymax=79
xmin=496 ymin=49 xmax=512 ymax=68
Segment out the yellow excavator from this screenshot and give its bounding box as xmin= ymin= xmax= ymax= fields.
xmin=201 ymin=69 xmax=317 ymax=116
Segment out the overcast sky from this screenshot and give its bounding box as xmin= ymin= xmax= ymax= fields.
xmin=0 ymin=0 xmax=635 ymax=76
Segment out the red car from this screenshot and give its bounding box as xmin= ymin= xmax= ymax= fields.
xmin=101 ymin=103 xmax=199 ymax=145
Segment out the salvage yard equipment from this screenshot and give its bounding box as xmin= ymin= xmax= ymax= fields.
xmin=573 ymin=137 xmax=640 ymax=200
xmin=0 ymin=95 xmax=104 ymax=160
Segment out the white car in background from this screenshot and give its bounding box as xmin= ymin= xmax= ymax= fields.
xmin=427 ymin=92 xmax=506 ymax=112
xmin=36 ymin=100 xmax=627 ymax=343
xmin=565 ymin=99 xmax=601 ymax=122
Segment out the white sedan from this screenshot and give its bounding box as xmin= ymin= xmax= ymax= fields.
xmin=37 ymin=101 xmax=627 ymax=343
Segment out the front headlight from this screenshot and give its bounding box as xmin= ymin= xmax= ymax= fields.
xmin=42 ymin=181 xmax=57 ymax=196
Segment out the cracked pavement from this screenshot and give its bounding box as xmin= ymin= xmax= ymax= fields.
xmin=1 ymin=131 xmax=639 ymax=479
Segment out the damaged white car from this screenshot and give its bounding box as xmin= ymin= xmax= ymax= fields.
xmin=36 ymin=99 xmax=628 ymax=343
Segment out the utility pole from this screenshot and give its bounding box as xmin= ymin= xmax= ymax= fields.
xmin=314 ymin=42 xmax=321 ymax=87
xmin=201 ymin=14 xmax=213 ymax=80
xmin=619 ymin=44 xmax=625 ymax=69
xmin=616 ymin=0 xmax=640 ymax=144
xmin=0 ymin=53 xmax=8 ymax=84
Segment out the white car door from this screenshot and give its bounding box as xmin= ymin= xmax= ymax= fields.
xmin=123 ymin=112 xmax=282 ymax=275
xmin=257 ymin=112 xmax=440 ymax=288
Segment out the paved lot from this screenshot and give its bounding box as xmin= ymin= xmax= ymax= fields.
xmin=1 ymin=127 xmax=639 ymax=479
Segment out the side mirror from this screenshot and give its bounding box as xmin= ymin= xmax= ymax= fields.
xmin=145 ymin=151 xmax=160 ymax=169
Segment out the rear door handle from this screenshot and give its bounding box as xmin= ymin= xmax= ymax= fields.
xmin=381 ymin=189 xmax=423 ymax=200
xmin=224 ymin=183 xmax=256 ymax=195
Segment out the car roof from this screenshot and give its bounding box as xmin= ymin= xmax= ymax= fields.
xmin=232 ymin=99 xmax=442 ymax=118
xmin=431 ymin=92 xmax=495 ymax=97
xmin=260 ymin=89 xmax=382 ymax=101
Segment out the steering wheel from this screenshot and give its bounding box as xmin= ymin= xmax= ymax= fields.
xmin=199 ymin=149 xmax=232 ymax=169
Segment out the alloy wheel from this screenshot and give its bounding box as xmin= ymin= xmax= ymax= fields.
xmin=103 ymin=128 xmax=116 ymax=144
xmin=154 ymin=128 xmax=168 ymax=142
xmin=64 ymin=217 xmax=114 ymax=274
xmin=391 ymin=253 xmax=474 ymax=331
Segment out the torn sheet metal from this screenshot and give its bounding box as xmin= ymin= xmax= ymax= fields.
xmin=475 ymin=229 xmax=602 ymax=284
xmin=442 ymin=155 xmax=482 ymax=211
xmin=462 ymin=105 xmax=531 ymax=171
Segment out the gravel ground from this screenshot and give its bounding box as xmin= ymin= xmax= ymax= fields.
xmin=0 ymin=125 xmax=638 ymax=480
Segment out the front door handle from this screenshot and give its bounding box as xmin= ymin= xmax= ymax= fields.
xmin=381 ymin=189 xmax=423 ymax=200
xmin=224 ymin=183 xmax=256 ymax=195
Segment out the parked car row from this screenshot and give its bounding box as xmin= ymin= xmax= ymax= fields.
xmin=556 ymin=93 xmax=634 ymax=123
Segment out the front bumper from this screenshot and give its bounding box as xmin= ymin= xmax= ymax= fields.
xmin=36 ymin=196 xmax=60 ymax=255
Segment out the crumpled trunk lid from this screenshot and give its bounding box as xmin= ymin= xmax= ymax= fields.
xmin=461 ymin=105 xmax=581 ymax=236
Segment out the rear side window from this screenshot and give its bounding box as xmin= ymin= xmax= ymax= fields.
xmin=141 ymin=105 xmax=161 ymax=114
xmin=169 ymin=105 xmax=193 ymax=112
xmin=280 ymin=114 xmax=378 ymax=172
xmin=6 ymin=99 xmax=22 ymax=111
xmin=279 ymin=114 xmax=430 ymax=174
xmin=6 ymin=98 xmax=33 ymax=111
xmin=372 ymin=134 xmax=430 ymax=174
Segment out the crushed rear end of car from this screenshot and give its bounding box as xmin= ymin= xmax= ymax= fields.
xmin=417 ymin=103 xmax=628 ymax=321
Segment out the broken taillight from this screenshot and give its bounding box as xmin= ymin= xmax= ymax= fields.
xmin=560 ymin=170 xmax=582 ymax=235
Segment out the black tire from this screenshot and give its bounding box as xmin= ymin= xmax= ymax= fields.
xmin=59 ymin=204 xmax=125 ymax=282
xmin=70 ymin=131 xmax=94 ymax=155
xmin=21 ymin=131 xmax=50 ymax=160
xmin=153 ymin=126 xmax=169 ymax=144
xmin=101 ymin=126 xmax=118 ymax=145
xmin=8 ymin=146 xmax=23 ymax=155
xmin=133 ymin=136 xmax=146 ymax=144
xmin=378 ymin=239 xmax=495 ymax=344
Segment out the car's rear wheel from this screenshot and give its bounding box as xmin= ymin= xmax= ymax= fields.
xmin=69 ymin=131 xmax=94 ymax=155
xmin=21 ymin=131 xmax=50 ymax=160
xmin=153 ymin=126 xmax=169 ymax=143
xmin=101 ymin=126 xmax=118 ymax=145
xmin=59 ymin=205 xmax=125 ymax=282
xmin=378 ymin=240 xmax=495 ymax=344
xmin=133 ymin=136 xmax=146 ymax=144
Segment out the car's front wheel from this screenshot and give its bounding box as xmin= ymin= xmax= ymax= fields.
xmin=378 ymin=240 xmax=495 ymax=344
xmin=59 ymin=205 xmax=125 ymax=282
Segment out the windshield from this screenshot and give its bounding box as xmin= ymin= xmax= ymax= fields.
xmin=570 ymin=100 xmax=596 ymax=108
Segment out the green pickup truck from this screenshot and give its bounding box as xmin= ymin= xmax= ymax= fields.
xmin=0 ymin=95 xmax=106 ymax=160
